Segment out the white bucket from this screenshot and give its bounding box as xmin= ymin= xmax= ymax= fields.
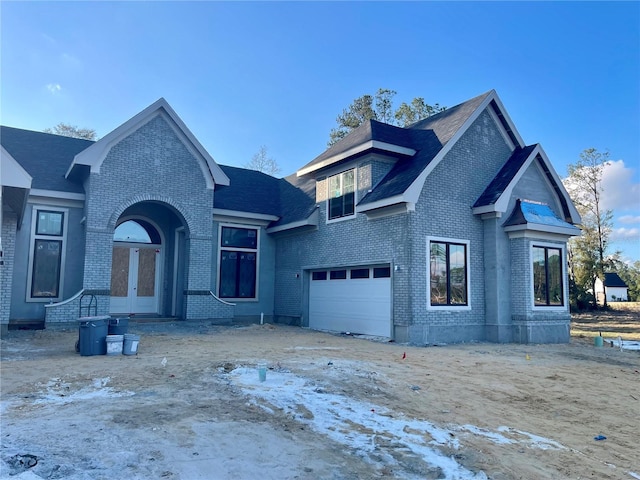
xmin=123 ymin=334 xmax=140 ymax=355
xmin=106 ymin=335 xmax=124 ymax=356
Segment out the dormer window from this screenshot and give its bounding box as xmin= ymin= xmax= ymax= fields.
xmin=328 ymin=169 xmax=355 ymax=220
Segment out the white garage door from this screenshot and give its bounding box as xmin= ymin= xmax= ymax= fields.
xmin=309 ymin=265 xmax=391 ymax=337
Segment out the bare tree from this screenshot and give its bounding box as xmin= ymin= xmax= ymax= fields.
xmin=244 ymin=145 xmax=281 ymax=177
xmin=44 ymin=122 xmax=97 ymax=140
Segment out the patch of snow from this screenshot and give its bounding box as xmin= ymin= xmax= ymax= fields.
xmin=33 ymin=377 xmax=134 ymax=405
xmin=607 ymin=339 xmax=640 ymax=351
xmin=234 ymin=367 xmax=553 ymax=479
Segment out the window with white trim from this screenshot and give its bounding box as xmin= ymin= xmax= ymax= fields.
xmin=327 ymin=169 xmax=355 ymax=220
xmin=28 ymin=207 xmax=67 ymax=301
xmin=532 ymin=245 xmax=564 ymax=306
xmin=218 ymin=226 xmax=258 ymax=299
xmin=428 ymin=238 xmax=469 ymax=308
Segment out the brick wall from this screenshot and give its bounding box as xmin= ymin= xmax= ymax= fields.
xmin=1 ymin=212 xmax=17 ymax=331
xmin=79 ymin=113 xmax=217 ymax=319
xmin=273 ymin=108 xmax=515 ymax=344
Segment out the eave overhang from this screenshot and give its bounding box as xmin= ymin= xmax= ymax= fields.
xmin=266 ymin=208 xmax=320 ymax=234
xmin=297 ymin=141 xmax=416 ymax=177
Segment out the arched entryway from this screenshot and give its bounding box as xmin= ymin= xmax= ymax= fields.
xmin=110 ymin=218 xmax=163 ymax=314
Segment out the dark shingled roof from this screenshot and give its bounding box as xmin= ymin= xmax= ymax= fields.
xmin=603 ymin=272 xmax=628 ymax=288
xmin=298 ymin=120 xmax=413 ymax=172
xmin=214 ymin=165 xmax=316 ymax=227
xmin=474 ymin=145 xmax=538 ymax=208
xmin=1 ymin=126 xmax=94 ymax=193
xmin=360 ymin=91 xmax=492 ymax=204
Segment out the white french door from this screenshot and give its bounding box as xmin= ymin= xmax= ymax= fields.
xmin=110 ymin=245 xmax=161 ymax=314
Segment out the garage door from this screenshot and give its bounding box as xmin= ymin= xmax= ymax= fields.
xmin=309 ymin=265 xmax=391 ymax=337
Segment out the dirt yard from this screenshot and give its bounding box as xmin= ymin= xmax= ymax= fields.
xmin=1 ymin=310 xmax=639 ymax=480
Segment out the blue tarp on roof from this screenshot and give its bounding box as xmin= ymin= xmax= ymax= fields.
xmin=504 ymin=199 xmax=579 ymax=232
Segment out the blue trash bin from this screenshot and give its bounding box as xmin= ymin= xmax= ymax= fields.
xmin=108 ymin=317 xmax=129 ymax=335
xmin=78 ymin=316 xmax=109 ymax=356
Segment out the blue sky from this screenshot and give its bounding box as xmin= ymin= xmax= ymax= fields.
xmin=1 ymin=1 xmax=638 ymax=261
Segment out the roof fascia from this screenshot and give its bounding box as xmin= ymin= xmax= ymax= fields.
xmin=213 ymin=208 xmax=279 ymax=225
xmin=505 ymin=224 xmax=581 ymax=240
xmin=403 ymin=90 xmax=502 ymax=205
xmin=266 ymin=208 xmax=320 ymax=234
xmin=356 ymin=194 xmax=411 ymax=213
xmin=29 ymin=189 xmax=85 ymax=201
xmin=297 ymin=140 xmax=415 ymax=177
xmin=67 ymin=98 xmax=230 ymax=188
xmin=1 ymin=146 xmax=32 ymax=188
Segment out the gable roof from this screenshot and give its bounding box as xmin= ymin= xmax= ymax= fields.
xmin=473 ymin=143 xmax=581 ymax=225
xmin=603 ymin=272 xmax=628 ymax=288
xmin=295 ymin=90 xmax=529 ymax=214
xmin=67 ymin=98 xmax=230 ymax=188
xmin=1 ymin=126 xmax=91 ymax=194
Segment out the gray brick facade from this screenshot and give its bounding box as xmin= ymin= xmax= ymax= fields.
xmin=4 ymin=92 xmax=578 ymax=344
xmin=1 ymin=213 xmax=17 ymax=334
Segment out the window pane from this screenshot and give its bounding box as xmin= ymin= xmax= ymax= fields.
xmin=327 ymin=170 xmax=356 ymax=220
xmin=36 ymin=211 xmax=63 ymax=236
xmin=373 ymin=267 xmax=391 ymax=278
xmin=548 ymin=248 xmax=562 ymax=306
xmin=221 ymin=227 xmax=257 ymax=249
xmin=342 ymin=170 xmax=354 ymax=193
xmin=329 ymin=175 xmax=341 ymax=198
xmin=533 ymin=247 xmax=547 ymax=305
xmin=238 ymin=253 xmax=257 ymax=298
xmin=430 ymin=243 xmax=447 ymax=304
xmin=449 ymin=244 xmax=467 ymax=305
xmin=312 ymin=271 xmax=327 ymax=281
xmin=330 ymin=270 xmax=347 ymax=280
xmin=343 ymin=192 xmax=355 ymax=216
xmin=350 ymin=268 xmax=370 ymax=279
xmin=114 ymin=220 xmax=153 ymax=243
xmin=219 ymin=251 xmax=239 ymax=298
xmin=31 ymin=239 xmax=62 ymax=297
xmin=329 ymin=197 xmax=343 ymax=220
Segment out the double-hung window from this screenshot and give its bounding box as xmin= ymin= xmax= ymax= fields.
xmin=428 ymin=238 xmax=469 ymax=308
xmin=328 ymin=169 xmax=355 ymax=220
xmin=219 ymin=226 xmax=258 ymax=299
xmin=532 ymin=245 xmax=563 ymax=306
xmin=28 ymin=207 xmax=67 ymax=301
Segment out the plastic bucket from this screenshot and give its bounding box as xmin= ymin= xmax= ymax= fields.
xmin=594 ymin=336 xmax=603 ymax=347
xmin=78 ymin=316 xmax=109 ymax=356
xmin=123 ymin=334 xmax=140 ymax=355
xmin=108 ymin=317 xmax=129 ymax=335
xmin=257 ymin=362 xmax=267 ymax=382
xmin=106 ymin=335 xmax=124 ymax=355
